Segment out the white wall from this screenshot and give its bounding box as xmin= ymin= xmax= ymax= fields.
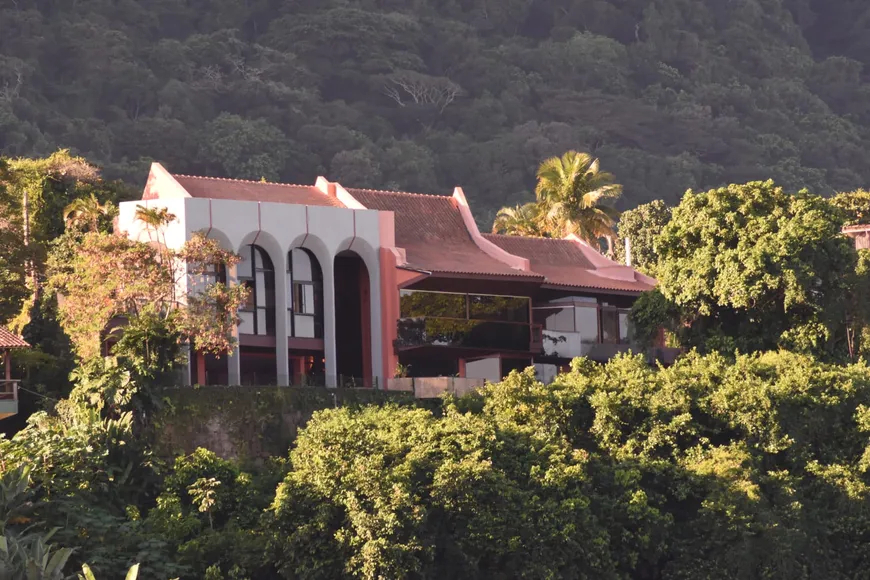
xmin=534 ymin=363 xmax=558 ymax=384
xmin=118 ymin=197 xmax=386 ymax=387
xmin=465 ymin=357 xmax=501 ymax=383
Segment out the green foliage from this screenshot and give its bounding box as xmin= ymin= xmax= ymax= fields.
xmin=0 ymin=465 xmax=75 ymax=580
xmin=491 ymin=151 xmax=622 ymax=247
xmin=8 ymin=0 xmax=870 ymax=216
xmin=266 ymin=352 xmax=870 ymax=579
xmin=830 ymin=189 xmax=870 ymax=226
xmin=614 ymin=200 xmax=672 ymax=273
xmin=649 ymin=180 xmax=856 ymax=356
xmin=47 ymin=227 xmax=246 ymax=364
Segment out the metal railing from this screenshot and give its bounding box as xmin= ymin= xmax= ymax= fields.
xmin=0 ymin=379 xmax=19 ymax=402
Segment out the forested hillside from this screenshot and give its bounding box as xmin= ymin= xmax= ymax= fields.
xmin=3 ymin=0 xmax=870 ymax=219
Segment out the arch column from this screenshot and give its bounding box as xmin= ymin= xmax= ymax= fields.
xmin=321 ymin=262 xmax=338 ymax=387
xmin=366 ymin=254 xmax=384 ymax=389
xmin=273 ymin=251 xmax=290 ymax=386
xmin=227 ymin=263 xmax=241 ymax=385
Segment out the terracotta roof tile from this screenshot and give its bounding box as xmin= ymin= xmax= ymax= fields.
xmin=0 ymin=326 xmax=29 ymax=349
xmin=172 ymin=175 xmax=344 ymax=208
xmin=483 ymin=234 xmax=656 ymax=293
xmin=346 ymin=188 xmax=540 ymax=278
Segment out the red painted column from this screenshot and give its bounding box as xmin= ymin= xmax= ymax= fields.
xmin=379 ymin=248 xmax=400 ymax=384
xmin=196 ymin=351 xmax=206 ymax=385
xmin=359 ymin=261 xmax=372 ymax=387
xmin=458 ymin=358 xmax=466 ymax=378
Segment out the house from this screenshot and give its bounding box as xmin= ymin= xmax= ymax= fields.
xmin=116 ymin=163 xmax=678 ymax=390
xmin=0 ymin=325 xmax=29 ymax=420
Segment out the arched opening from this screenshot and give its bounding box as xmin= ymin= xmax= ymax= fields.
xmin=238 ymin=245 xmax=276 ymax=337
xmin=192 ymin=261 xmax=230 ymax=386
xmin=333 ymin=250 xmax=372 ymax=387
xmin=287 ymin=248 xmax=326 ymax=384
xmin=238 ymin=244 xmax=276 ymax=385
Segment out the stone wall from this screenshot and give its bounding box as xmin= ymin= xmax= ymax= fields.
xmin=152 ymin=385 xmax=416 ymax=462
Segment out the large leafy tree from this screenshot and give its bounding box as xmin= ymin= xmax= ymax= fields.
xmin=648 ymin=180 xmax=858 ymax=356
xmin=48 ymin=209 xmax=248 ymax=366
xmin=830 ymin=189 xmax=870 ymax=225
xmin=613 ymin=199 xmax=672 ymax=273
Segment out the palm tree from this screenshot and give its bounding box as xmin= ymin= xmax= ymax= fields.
xmin=63 ymin=193 xmax=114 ymax=232
xmin=534 ymin=151 xmax=622 ymax=245
xmin=491 ymin=202 xmax=548 ymax=237
xmin=134 ymin=205 xmax=176 ymax=242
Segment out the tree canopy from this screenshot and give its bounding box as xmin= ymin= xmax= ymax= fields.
xmin=635 ymin=180 xmax=862 ymax=357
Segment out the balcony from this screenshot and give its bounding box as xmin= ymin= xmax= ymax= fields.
xmin=0 ymin=380 xmax=18 ymax=420
xmin=542 ymin=330 xmax=681 ymax=365
xmin=396 ymin=317 xmax=534 ymax=353
xmin=386 ymin=376 xmax=486 ymax=398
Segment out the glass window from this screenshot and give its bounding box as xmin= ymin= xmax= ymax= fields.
xmin=240 ymin=280 xmax=255 ymax=310
xmin=619 ymin=310 xmax=632 ymax=344
xmin=400 ymin=290 xmax=466 ymax=319
xmin=535 ymin=307 xmax=575 ymax=333
xmin=469 ymin=295 xmax=529 ymax=323
xmin=576 ymin=306 xmax=599 ymax=343
xmin=600 ymin=309 xmax=619 ymax=344
xmin=237 ymin=251 xmax=252 ymax=278
xmin=291 ymin=248 xmax=313 ymax=281
xmin=239 ymin=245 xmax=275 ymax=336
xmin=294 ymin=314 xmax=316 ymax=338
xmin=239 ymin=311 xmax=255 ymax=334
xmin=287 ymin=248 xmax=323 ymax=339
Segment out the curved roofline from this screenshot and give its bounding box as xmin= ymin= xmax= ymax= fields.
xmin=451 ymin=187 xmax=532 ymax=273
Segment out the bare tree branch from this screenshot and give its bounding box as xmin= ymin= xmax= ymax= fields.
xmin=382 ymin=71 xmax=462 ymax=114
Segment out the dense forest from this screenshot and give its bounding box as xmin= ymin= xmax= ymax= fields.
xmin=5 ymin=0 xmax=870 ymax=220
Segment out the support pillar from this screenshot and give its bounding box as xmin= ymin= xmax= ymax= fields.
xmin=227 ymin=264 xmax=241 ymax=385
xmin=274 ymin=251 xmax=290 ymax=386
xmin=322 ymin=263 xmax=338 ymax=387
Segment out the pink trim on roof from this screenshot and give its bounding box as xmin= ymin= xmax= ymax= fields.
xmin=452 ymin=187 xmax=532 ymax=273
xmin=341 ymin=186 xmax=542 ymax=279
xmin=483 ymin=233 xmax=656 ymax=293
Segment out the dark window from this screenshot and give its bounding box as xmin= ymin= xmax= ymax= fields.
xmin=600 ymin=308 xmax=619 ymax=344
xmin=400 ymin=290 xmax=466 ymax=319
xmin=288 ymin=248 xmax=324 ymax=338
xmin=469 ymin=295 xmax=530 ymax=323
xmin=534 ymin=307 xmax=575 ymax=333
xmin=238 ymin=245 xmax=275 ymax=336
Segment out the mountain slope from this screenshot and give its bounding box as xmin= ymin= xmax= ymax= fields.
xmin=2 ymin=0 xmax=870 ymax=219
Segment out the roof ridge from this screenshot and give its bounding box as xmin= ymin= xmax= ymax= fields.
xmin=485 ymin=232 xmax=564 ymax=241
xmin=172 ymin=174 xmax=316 ymax=189
xmin=347 ymin=187 xmax=451 ymax=200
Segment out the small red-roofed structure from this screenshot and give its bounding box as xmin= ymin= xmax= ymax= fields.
xmin=0 ymin=325 xmax=29 ymax=420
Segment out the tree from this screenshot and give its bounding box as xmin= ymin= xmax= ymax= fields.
xmin=48 ymin=219 xmax=248 ymax=365
xmin=534 ymin=151 xmax=622 ymax=244
xmin=490 ymin=202 xmax=546 ymax=236
xmin=63 ymin=193 xmax=114 ymax=233
xmin=830 ymin=189 xmax=870 ymax=225
xmin=648 ymin=180 xmax=857 ymax=356
xmin=613 ymin=199 xmax=672 ymax=273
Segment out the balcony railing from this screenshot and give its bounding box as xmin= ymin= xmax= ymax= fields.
xmin=396 ymin=317 xmax=533 ymax=352
xmin=0 ymin=379 xmax=19 ymax=419
xmin=0 ymin=379 xmax=18 ymax=401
